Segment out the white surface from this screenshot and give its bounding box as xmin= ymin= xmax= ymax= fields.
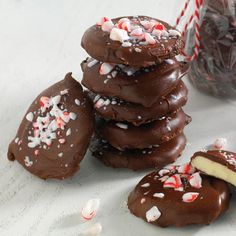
xmin=1 ymin=0 xmax=236 ymax=235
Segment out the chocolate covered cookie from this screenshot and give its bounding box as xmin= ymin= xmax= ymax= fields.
xmin=128 ymin=163 xmax=230 ymax=227
xmin=91 ymin=81 xmax=188 ymax=126
xmin=92 ymin=133 xmax=186 ymax=170
xmin=81 ymin=16 xmax=184 ymax=67
xmin=82 ymin=58 xmax=187 ymax=107
xmin=8 ymin=73 xmax=94 ymax=180
xmin=191 ymin=150 xmax=236 ymax=187
xmin=96 ymin=109 xmax=191 ymax=150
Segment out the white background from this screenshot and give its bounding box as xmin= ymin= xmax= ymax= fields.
xmin=1 ymin=0 xmax=236 ymax=235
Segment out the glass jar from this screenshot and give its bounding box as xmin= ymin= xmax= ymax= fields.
xmin=187 ymin=0 xmax=236 ymax=98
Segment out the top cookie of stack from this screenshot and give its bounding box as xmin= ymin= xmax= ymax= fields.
xmin=81 ymin=16 xmax=191 ymax=170
xmin=81 ymin=16 xmax=184 ymax=67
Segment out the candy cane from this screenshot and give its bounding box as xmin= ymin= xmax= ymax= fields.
xmin=175 ymin=0 xmax=203 ymax=61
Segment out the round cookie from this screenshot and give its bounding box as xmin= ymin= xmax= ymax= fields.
xmin=96 ymin=109 xmax=191 ymax=150
xmin=91 ymin=80 xmax=188 ymax=126
xmin=8 ymin=73 xmax=94 ymax=180
xmin=91 ymin=133 xmax=186 ymax=170
xmin=81 ymin=16 xmax=184 ymax=67
xmin=82 ymin=58 xmax=188 ymax=107
xmin=128 ymin=163 xmax=230 ymax=227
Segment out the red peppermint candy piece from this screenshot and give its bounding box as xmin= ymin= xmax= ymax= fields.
xmin=117 ymin=21 xmax=131 ymax=32
xmin=97 ymin=17 xmax=110 ymax=26
xmin=182 ymin=192 xmax=199 ymax=203
xmin=39 ymin=96 xmax=50 ymax=108
xmin=163 ymin=174 xmax=183 ymax=191
xmin=178 ymin=163 xmax=195 ymax=175
xmin=154 ymin=23 xmax=166 ymax=31
xmin=81 ymin=199 xmax=100 ymax=221
xmin=189 ymin=172 xmax=202 ymax=189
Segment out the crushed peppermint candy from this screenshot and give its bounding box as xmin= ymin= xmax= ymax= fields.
xmin=24 ymin=156 xmax=33 ymax=167
xmin=99 ymin=63 xmax=114 ymax=75
xmin=81 ymin=198 xmax=100 ymax=221
xmin=110 ymin=28 xmax=129 ymax=43
xmin=213 ymin=138 xmax=227 ymax=150
xmin=189 ymin=172 xmax=202 ymax=189
xmin=58 ymin=152 xmax=63 ymax=157
xmin=140 ymin=198 xmax=146 ymax=204
xmin=178 ymin=163 xmax=195 ymax=175
xmin=66 ymin=128 xmax=72 ymax=136
xmin=146 ymin=206 xmax=161 ymax=222
xmin=116 ymin=122 xmax=128 ymax=129
xmin=26 ymin=112 xmax=34 ymax=122
xmin=27 ymin=94 xmax=77 ymax=149
xmin=87 ymin=59 xmax=99 ymax=68
xmin=97 ymin=16 xmax=181 ymax=46
xmin=75 ymin=99 xmax=81 ymax=106
xmin=153 ymin=193 xmax=165 ymax=198
xmin=182 ymin=192 xmax=199 ymax=203
xmin=141 ymin=183 xmax=150 ymax=188
xmin=15 ymin=137 xmax=19 ymax=144
xmin=83 ymin=222 xmax=102 ymax=236
xmin=163 ymin=174 xmax=183 ymax=191
xmin=158 ymin=163 xmax=203 ymax=193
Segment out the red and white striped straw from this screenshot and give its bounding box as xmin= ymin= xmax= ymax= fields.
xmin=175 ymin=0 xmax=203 ymax=61
xmin=175 ymin=0 xmax=191 ymax=27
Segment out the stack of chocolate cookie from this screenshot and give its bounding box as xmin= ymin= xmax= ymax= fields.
xmin=81 ymin=16 xmax=191 ymax=170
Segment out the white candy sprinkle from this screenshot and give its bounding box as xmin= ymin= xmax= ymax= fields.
xmin=168 ymin=29 xmax=181 ymax=37
xmin=26 ymin=112 xmax=34 ymax=122
xmin=116 ymin=122 xmax=128 ymax=129
xmin=213 ymin=138 xmax=227 ymax=150
xmin=24 ymin=156 xmax=33 ymax=167
xmin=83 ymin=222 xmax=102 ymax=236
xmin=81 ymin=199 xmax=100 ymax=220
xmin=158 ymin=169 xmax=170 ymax=176
xmin=144 ymin=33 xmax=156 ymax=44
xmin=111 ymin=70 xmax=118 ymax=78
xmin=15 ymin=137 xmax=19 ymax=144
xmin=110 ymin=28 xmax=129 ymax=43
xmin=75 ymin=99 xmax=81 ymax=106
xmin=99 ymin=63 xmax=114 ymax=75
xmin=58 ymin=152 xmax=63 ymax=157
xmin=134 ymin=48 xmax=142 ymax=53
xmin=60 ymin=89 xmax=68 ymax=95
xmin=141 ymin=183 xmax=150 ymax=188
xmin=140 ymin=198 xmax=146 ymax=204
xmin=66 ymin=128 xmax=71 ymax=136
xmin=165 ymin=59 xmax=175 ymax=65
xmin=122 ymin=41 xmax=132 ymax=47
xmin=87 ymin=59 xmax=99 ymax=68
xmin=101 ymin=20 xmax=114 ymax=32
xmin=146 ymin=206 xmax=161 ymax=222
xmin=153 ymin=193 xmax=165 ymax=198
xmin=69 ymin=112 xmax=77 ymax=120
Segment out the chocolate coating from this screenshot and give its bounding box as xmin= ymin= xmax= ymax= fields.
xmin=91 ymin=80 xmax=188 ymax=126
xmin=7 ymin=73 xmax=94 ymax=180
xmin=82 ymin=58 xmax=188 ymax=107
xmin=81 ymin=16 xmax=184 ymax=67
xmin=96 ymin=109 xmax=191 ymax=150
xmin=128 ymin=165 xmax=230 ymax=227
xmin=91 ymin=133 xmax=186 ymax=170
